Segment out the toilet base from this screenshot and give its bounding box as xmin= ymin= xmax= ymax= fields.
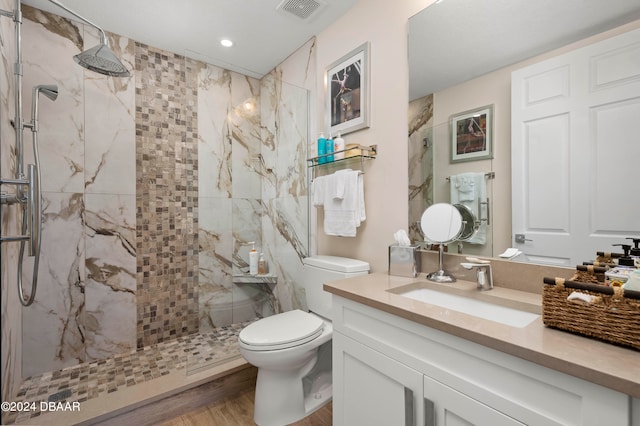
xmin=253 ymin=342 xmax=332 ymax=425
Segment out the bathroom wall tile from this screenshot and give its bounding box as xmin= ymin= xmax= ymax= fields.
xmin=198 ymin=196 xmax=233 ymax=330
xmin=263 ymin=196 xmax=310 ymax=313
xmin=84 ymin=194 xmax=136 ymax=360
xmin=232 ymin=283 xmax=277 ymax=323
xmin=259 ymin=77 xmax=308 ymax=200
xmin=21 ymin=7 xmax=85 ymax=194
xmin=259 ymin=71 xmax=310 ymax=314
xmin=271 ymin=37 xmax=317 ymax=91
xmin=1 ymin=0 xmax=23 ymax=402
xmin=197 ymin=63 xmax=262 ymax=200
xmin=231 ymin=198 xmax=263 ymax=276
xmin=135 ymin=43 xmax=199 ymax=347
xmin=84 ymin=30 xmax=136 ymax=196
xmin=22 ymin=192 xmax=86 ymax=377
xmin=197 ymin=64 xmax=233 ymax=199
xmin=408 ymin=94 xmax=434 ymax=242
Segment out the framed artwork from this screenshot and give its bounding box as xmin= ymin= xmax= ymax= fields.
xmin=325 ymin=42 xmax=370 ymax=136
xmin=450 ymin=105 xmax=493 ymax=163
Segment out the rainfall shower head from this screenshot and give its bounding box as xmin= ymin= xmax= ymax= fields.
xmin=74 ymin=43 xmax=130 ymax=77
xmin=48 ymin=0 xmax=130 ymax=77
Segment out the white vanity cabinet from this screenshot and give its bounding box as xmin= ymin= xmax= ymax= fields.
xmin=334 ymin=333 xmax=424 ymax=425
xmin=332 ymin=295 xmax=633 ymax=426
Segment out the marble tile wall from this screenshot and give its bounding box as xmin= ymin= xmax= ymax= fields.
xmin=1 ymin=0 xmax=22 ymax=402
xmin=408 ymin=94 xmax=434 ymax=242
xmin=2 ymin=3 xmax=311 ymax=385
xmin=260 ymin=72 xmax=310 ymax=313
xmin=17 ymin=6 xmax=137 ymax=377
xmin=195 ymin=61 xmax=266 ymax=330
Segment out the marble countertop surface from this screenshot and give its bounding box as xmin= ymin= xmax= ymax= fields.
xmin=324 ymin=272 xmax=640 ymax=398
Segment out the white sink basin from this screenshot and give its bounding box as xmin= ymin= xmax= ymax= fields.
xmin=390 ymin=285 xmax=540 ymax=328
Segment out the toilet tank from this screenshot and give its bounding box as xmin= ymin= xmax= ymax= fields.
xmin=303 ymin=255 xmax=369 ymax=319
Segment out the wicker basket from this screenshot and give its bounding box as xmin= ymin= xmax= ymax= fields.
xmin=570 ymin=265 xmax=608 ymax=284
xmin=542 ymin=277 xmax=640 ymax=350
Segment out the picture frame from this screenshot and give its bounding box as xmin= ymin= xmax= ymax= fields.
xmin=325 ymin=42 xmax=370 ymax=136
xmin=450 ymin=105 xmax=493 ymax=163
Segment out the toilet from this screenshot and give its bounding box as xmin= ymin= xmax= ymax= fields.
xmin=238 ymin=255 xmax=369 ymax=426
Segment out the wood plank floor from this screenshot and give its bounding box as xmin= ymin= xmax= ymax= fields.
xmin=159 ymin=386 xmax=332 ymax=426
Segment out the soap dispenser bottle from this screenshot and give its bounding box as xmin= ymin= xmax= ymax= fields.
xmin=334 ymin=132 xmax=345 ymax=160
xmin=258 ymin=253 xmax=268 ymax=275
xmin=317 ymin=133 xmax=326 ymax=164
xmin=249 ymin=242 xmax=259 ymax=275
xmin=325 ymin=134 xmax=334 ymax=163
xmin=627 ymin=238 xmax=640 ymax=267
xmin=613 ymin=244 xmax=634 ymax=267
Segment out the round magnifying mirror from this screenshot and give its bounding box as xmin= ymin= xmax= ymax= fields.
xmin=454 ymin=203 xmax=479 ymax=242
xmin=419 ymin=203 xmax=463 ymax=283
xmin=419 ymin=203 xmax=463 ymax=244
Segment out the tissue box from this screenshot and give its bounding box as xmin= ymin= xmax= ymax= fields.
xmin=388 ymin=244 xmax=421 ymax=278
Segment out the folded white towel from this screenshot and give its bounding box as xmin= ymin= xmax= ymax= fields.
xmin=329 ymin=169 xmax=352 ymax=200
xmin=449 ymin=172 xmax=487 ymax=244
xmin=312 ymin=175 xmax=327 ymax=207
xmin=451 ymin=174 xmax=476 ymax=202
xmin=321 ymin=169 xmax=364 ymax=237
xmin=357 ymin=172 xmax=365 ymax=223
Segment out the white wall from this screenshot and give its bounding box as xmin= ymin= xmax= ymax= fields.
xmin=315 ymin=0 xmax=433 ymax=272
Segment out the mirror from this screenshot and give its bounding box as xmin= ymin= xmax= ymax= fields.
xmin=420 ymin=203 xmax=478 ymax=282
xmin=408 ymin=0 xmax=640 ymax=265
xmin=456 ymin=203 xmax=479 ymax=242
xmin=420 ymin=203 xmax=463 ymax=244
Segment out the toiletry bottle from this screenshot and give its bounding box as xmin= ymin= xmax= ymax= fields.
xmin=613 ymin=244 xmax=635 ymax=267
xmin=325 ymin=134 xmax=334 ymax=163
xmin=258 ymin=253 xmax=268 ymax=275
xmin=334 ymin=132 xmax=345 ymax=160
xmin=249 ymin=242 xmax=258 ymax=275
xmin=627 ymin=238 xmax=640 ymax=267
xmin=317 ymin=133 xmax=326 ymax=164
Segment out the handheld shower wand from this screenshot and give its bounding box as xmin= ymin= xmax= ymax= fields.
xmin=13 ymin=84 xmax=59 ymax=306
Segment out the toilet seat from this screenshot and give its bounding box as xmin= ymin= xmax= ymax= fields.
xmin=239 ymin=309 xmax=324 ymax=351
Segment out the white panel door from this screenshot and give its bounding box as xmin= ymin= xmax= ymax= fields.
xmin=333 ymin=332 xmax=424 ymax=426
xmin=511 ymin=28 xmax=640 ymax=266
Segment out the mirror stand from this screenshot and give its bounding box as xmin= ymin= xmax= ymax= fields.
xmin=426 ymin=243 xmax=456 ymax=283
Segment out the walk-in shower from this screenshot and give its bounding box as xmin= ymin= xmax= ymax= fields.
xmin=0 ymin=0 xmax=130 ymax=306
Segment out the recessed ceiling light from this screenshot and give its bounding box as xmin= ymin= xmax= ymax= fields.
xmin=220 ymin=39 xmax=234 ymax=47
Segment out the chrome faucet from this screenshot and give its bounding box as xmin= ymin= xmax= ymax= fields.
xmin=461 ymin=258 xmax=493 ymax=290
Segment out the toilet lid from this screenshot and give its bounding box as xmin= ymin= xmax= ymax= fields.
xmin=239 ymin=309 xmax=324 ymax=349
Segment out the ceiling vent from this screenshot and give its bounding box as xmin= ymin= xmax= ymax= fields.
xmin=276 ymin=0 xmax=326 ymax=20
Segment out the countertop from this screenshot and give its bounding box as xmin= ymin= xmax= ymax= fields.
xmin=324 ymin=272 xmax=640 ymax=398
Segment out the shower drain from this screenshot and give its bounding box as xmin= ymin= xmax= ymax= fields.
xmin=48 ymin=388 xmax=72 ymax=402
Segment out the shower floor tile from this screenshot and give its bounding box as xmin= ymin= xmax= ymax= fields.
xmin=3 ymin=321 xmax=254 ymax=425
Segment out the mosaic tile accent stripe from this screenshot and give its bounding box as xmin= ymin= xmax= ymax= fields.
xmin=2 ymin=323 xmax=251 ymax=425
xmin=135 ymin=43 xmax=199 ymax=347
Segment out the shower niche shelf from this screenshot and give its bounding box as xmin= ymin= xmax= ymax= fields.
xmin=233 ymin=274 xmax=277 ymax=285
